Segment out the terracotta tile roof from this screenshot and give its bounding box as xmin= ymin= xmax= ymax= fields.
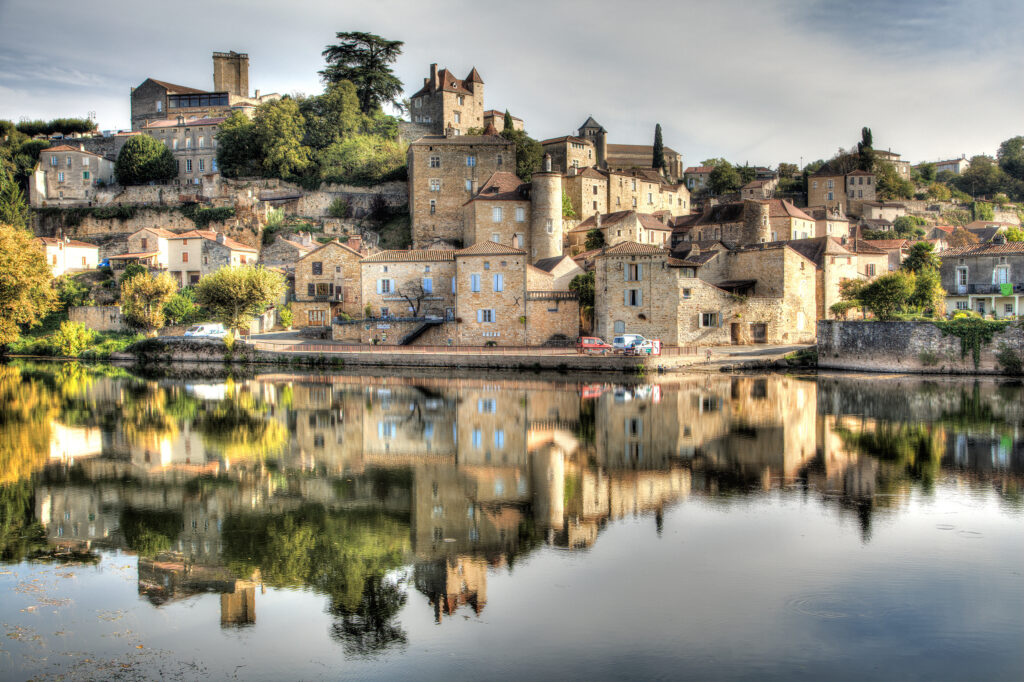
xmin=410 ymin=67 xmax=476 ymax=97
xmin=764 ymin=199 xmax=814 ymax=221
xmin=540 ymin=135 xmax=591 ymax=146
xmin=569 ymin=167 xmax=605 ymax=180
xmin=137 ymin=227 xmax=178 ymax=238
xmin=601 ymin=242 xmax=664 ymax=256
xmin=143 ymin=116 xmax=226 ymax=129
xmin=742 ymin=179 xmax=769 ymax=189
xmin=685 ymin=166 xmax=715 ymax=174
xmin=362 ymin=249 xmax=456 ymax=263
xmin=574 ymin=210 xmax=634 ymax=232
xmin=930 ymin=225 xmax=954 ymax=233
xmin=457 ymin=241 xmax=526 ymax=256
xmin=965 ymin=220 xmax=1016 ymax=229
xmin=847 ymin=169 xmax=874 ymax=176
xmin=484 ymin=109 xmax=521 ymax=120
xmin=464 ymin=67 xmax=484 ymax=84
xmin=772 ymin=236 xmax=855 ymax=267
xmin=863 ymin=239 xmax=908 ymax=249
xmin=166 ymin=230 xmax=257 ymax=252
xmin=804 ymin=206 xmax=849 ymax=221
xmin=465 ymin=171 xmax=528 ymax=203
xmin=572 ymin=248 xmax=602 ymax=265
xmin=108 ymin=251 xmax=159 ymax=259
xmin=41 ymin=145 xmax=106 ymax=158
xmin=635 ymin=214 xmax=673 ymax=231
xmin=846 ymin=239 xmax=889 ymax=255
xmin=37 ymin=237 xmax=99 ymax=248
xmin=299 ymin=239 xmax=362 ymax=261
xmin=941 ymin=242 xmax=1024 ymax=257
xmin=410 ymin=135 xmax=510 ymax=146
xmin=861 ymin=218 xmax=893 ymax=229
xmin=147 ymin=79 xmax=208 ymax=95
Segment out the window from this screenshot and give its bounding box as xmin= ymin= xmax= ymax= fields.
xmin=827 ymin=191 xmax=834 ymax=201
xmin=631 ymin=179 xmax=637 ymax=190
xmin=156 ymin=100 xmax=163 ymax=112
xmin=429 ymin=200 xmax=436 ymax=214
xmin=379 ymin=279 xmax=393 ymax=294
xmin=478 ymin=399 xmax=497 ymax=413
xmin=198 ymin=136 xmax=205 ymax=148
xmin=212 ymin=158 xmax=218 ymax=172
xmin=308 ymin=309 xmax=325 ymax=324
xmin=57 ymin=172 xmax=64 ymax=182
xmin=632 ymin=197 xmax=637 ymax=208
xmin=172 ymin=139 xmax=179 ymax=150
xmin=493 ymin=273 xmax=504 ymax=291
xmin=866 ymin=264 xmax=876 ymax=276
xmin=614 ymin=320 xmax=625 ymax=334
xmin=867 ymin=177 xmax=872 ymax=185
xmin=593 ymin=201 xmax=598 ymax=210
xmin=185 ymin=137 xmax=192 ymax=149
xmin=82 ymin=157 xmax=89 ymax=167
xmin=454 ymin=112 xmax=461 ymax=123
xmin=515 ymin=206 xmax=525 ymax=222
xmin=514 ymin=233 xmax=523 ymax=248
xmin=1005 ymin=303 xmax=1014 ymax=315
xmin=648 ymin=192 xmax=653 ymax=204
xmin=415 ymin=98 xmax=422 ymax=108
xmin=701 ymin=312 xmax=719 ymax=327
xmin=478 ymin=309 xmax=495 ymax=323
xmin=472 ymin=428 xmax=482 ymax=448
xmin=494 ymin=430 xmax=505 ymax=448
xmin=312 ymin=261 xmax=323 ymax=275
xmin=955 ymin=300 xmax=969 ymax=310
xmin=683 ymin=288 xmax=692 ymax=299
xmin=492 ymin=233 xmax=501 ymax=243
xmin=625 ymin=263 xmax=642 ymax=281
xmin=492 ymin=206 xmax=503 ymax=222
xmin=182 ymin=252 xmax=189 ymax=263
xmin=429 ymin=178 xmax=440 ymax=191
xmin=858 ymin=190 xmax=863 ymax=198
xmin=186 ymin=159 xmax=192 ymax=173
xmin=470 ymin=274 xmax=481 ymax=292
xmin=82 ymin=171 xmax=89 ymax=180
xmin=995 ymin=265 xmax=1010 ymax=284
xmin=956 ymin=267 xmax=968 ymax=287
xmin=827 ymin=179 xmax=834 ymax=189
xmin=466 ymin=155 xmax=476 ymax=167
xmin=429 ymin=156 xmax=440 ymax=168
xmin=198 ymin=159 xmax=204 ymax=172
xmin=546 ymin=219 xmax=553 ymax=234
xmin=50 ymin=155 xmax=57 ymax=166
xmin=140 ymin=238 xmax=148 ymax=250
xmin=66 ymin=156 xmax=72 ymax=167
xmin=423 ymin=277 xmax=433 ymax=293
xmin=466 ymin=179 xmax=473 ymax=191
xmin=625 ymin=289 xmax=642 ymax=306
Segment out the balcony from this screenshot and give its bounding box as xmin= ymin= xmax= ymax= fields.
xmin=292 ymin=292 xmax=344 ymax=302
xmin=953 ymin=283 xmax=1024 ymax=295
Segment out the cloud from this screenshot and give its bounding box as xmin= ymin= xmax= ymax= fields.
xmin=1 ymin=0 xmax=1022 ymax=165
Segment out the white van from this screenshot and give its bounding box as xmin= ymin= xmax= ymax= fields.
xmin=184 ymin=323 xmax=227 ymax=338
xmin=612 ymin=334 xmax=647 ymax=351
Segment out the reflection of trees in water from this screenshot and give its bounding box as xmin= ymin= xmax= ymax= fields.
xmin=120 ymin=507 xmax=184 ymax=557
xmin=836 ymin=422 xmax=944 ymax=495
xmin=0 ymin=365 xmax=58 ymax=485
xmin=0 ymin=480 xmax=47 ymax=562
xmin=222 ymin=505 xmax=411 ymax=655
xmin=196 ymin=389 xmax=287 ymax=461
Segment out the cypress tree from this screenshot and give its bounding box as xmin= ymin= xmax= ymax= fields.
xmin=503 ymin=110 xmax=514 ymax=132
xmin=652 ymin=123 xmax=665 ymax=171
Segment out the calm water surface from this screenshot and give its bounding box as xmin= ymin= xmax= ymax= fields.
xmin=0 ymin=362 xmax=1022 ymax=680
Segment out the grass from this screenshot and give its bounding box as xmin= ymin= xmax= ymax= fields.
xmin=7 ymin=311 xmax=143 ymax=360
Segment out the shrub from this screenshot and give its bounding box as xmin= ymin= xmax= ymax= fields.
xmin=278 ymin=303 xmax=293 ymax=329
xmin=328 ymin=197 xmax=351 ymax=219
xmin=996 ymin=344 xmax=1023 ymax=375
xmin=266 ymin=208 xmax=285 ymax=228
xmin=118 ymin=263 xmax=148 ymax=287
xmin=164 ymin=288 xmax=200 ymax=325
xmin=316 ymin=134 xmax=408 ymax=186
xmin=56 ymin=275 xmax=90 ymax=310
xmin=50 ymin=320 xmax=95 ymax=357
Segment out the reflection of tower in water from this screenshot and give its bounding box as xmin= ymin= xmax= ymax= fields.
xmin=531 ymin=443 xmax=565 ymax=536
xmin=414 ymin=556 xmax=488 ymax=623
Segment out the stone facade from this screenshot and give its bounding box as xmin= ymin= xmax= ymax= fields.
xmin=606 ymin=144 xmax=684 ymax=183
xmin=30 ymin=145 xmax=116 ymax=206
xmin=805 ymin=206 xmax=851 ymax=239
xmin=483 ymin=110 xmax=523 ymax=132
xmin=562 ymin=168 xmax=608 ymax=220
xmin=525 ymin=293 xmax=580 ymax=345
xmin=605 ymin=170 xmax=689 ymax=216
xmin=676 ymin=200 xmax=771 ymax=247
xmin=292 ymin=240 xmax=365 ymax=327
xmin=68 ymin=305 xmax=126 ymax=332
xmin=258 ymin=232 xmax=315 ymax=274
xmin=166 ymin=230 xmax=258 ymax=287
xmin=940 ymin=242 xmax=1024 ymax=318
xmin=461 ymin=172 xmax=531 ymax=250
xmin=541 ymin=136 xmax=596 ymax=174
xmin=361 ymin=250 xmax=457 ymax=321
xmin=569 ymin=211 xmax=673 ymax=249
xmin=409 ymin=64 xmax=485 ymax=136
xmin=808 ymin=169 xmax=875 ymax=216
xmin=408 ymin=135 xmax=514 ymax=247
xmin=684 ymin=166 xmax=714 ymax=193
xmin=454 ymin=243 xmax=528 ymax=345
xmin=860 ymin=201 xmax=907 ymax=222
xmin=141 ymin=116 xmax=223 ymax=185
xmin=124 ymin=227 xmax=175 ymax=268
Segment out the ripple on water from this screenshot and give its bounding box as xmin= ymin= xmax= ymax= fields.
xmin=786 ymin=593 xmax=873 ymax=620
xmin=935 ymin=524 xmax=956 ymax=530
xmin=957 ymin=530 xmax=983 ymax=539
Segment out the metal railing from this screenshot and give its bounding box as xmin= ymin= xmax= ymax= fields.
xmin=245 ymin=339 xmax=700 ymax=357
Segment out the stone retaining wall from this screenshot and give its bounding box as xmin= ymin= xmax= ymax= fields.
xmin=817 ymin=320 xmax=1024 ymax=374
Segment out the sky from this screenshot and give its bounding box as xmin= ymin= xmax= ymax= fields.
xmin=1 ymin=0 xmax=1020 ymax=168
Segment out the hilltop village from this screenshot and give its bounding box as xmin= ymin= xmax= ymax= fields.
xmin=6 ymin=43 xmax=1024 ymax=353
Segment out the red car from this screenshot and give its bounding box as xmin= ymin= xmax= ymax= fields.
xmin=576 ymin=336 xmax=613 ymax=355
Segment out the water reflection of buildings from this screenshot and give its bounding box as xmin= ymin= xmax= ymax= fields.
xmin=21 ymin=370 xmax=1024 ymax=629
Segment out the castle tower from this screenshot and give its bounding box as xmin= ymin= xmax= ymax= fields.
xmin=213 ymin=51 xmax=249 ymax=97
xmin=577 ymin=116 xmax=607 ymax=169
xmin=529 ymin=154 xmax=563 ymax=261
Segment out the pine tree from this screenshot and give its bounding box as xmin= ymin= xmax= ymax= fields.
xmin=503 ymin=110 xmax=514 ymax=132
xmin=0 ymin=167 xmax=30 ymax=230
xmin=652 ymin=124 xmax=665 ymax=172
xmin=320 ymin=32 xmax=404 ymax=113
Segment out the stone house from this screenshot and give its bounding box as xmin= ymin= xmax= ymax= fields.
xmin=605 ymin=143 xmax=684 ymax=182
xmin=873 ymin=149 xmax=911 ymax=179
xmin=672 ymin=200 xmax=772 ymax=247
xmin=408 ymin=134 xmax=515 ymax=247
xmin=118 ymin=227 xmax=177 ymax=269
xmin=860 ymin=201 xmax=907 ymax=222
xmin=684 ymin=166 xmax=714 ymax=193
xmin=862 ymin=239 xmax=909 ymax=271
xmin=540 ymin=136 xmax=596 ymax=174
xmin=461 ymin=171 xmax=531 ymax=250
xmin=766 ymin=199 xmax=816 ymax=240
xmin=141 ymin=116 xmax=224 ymax=185
xmin=130 ymin=51 xmax=279 ymax=130
xmin=965 ymin=221 xmax=1017 ymax=242
xmin=930 ymin=156 xmax=970 ymax=175
xmin=259 ymin=232 xmax=316 ymax=274
xmin=409 ymin=64 xmax=485 ymax=136
xmin=777 ymin=237 xmax=861 ymax=320
xmin=845 ymin=239 xmax=891 ymax=279
xmin=803 ymin=206 xmax=851 ymax=239
xmin=569 ymin=211 xmax=673 ymax=249
xmin=292 ymin=240 xmax=365 ymax=327
xmin=593 ymin=241 xmax=816 ymax=346
xmin=360 ymin=249 xmax=458 ymax=321
xmin=165 ymin=230 xmax=258 ymax=287
xmin=453 ymin=242 xmax=530 ymax=345
xmin=561 ymin=167 xmax=608 ymax=220
xmin=740 ymin=178 xmax=778 ymax=200
xmin=940 ymin=241 xmax=1024 ymax=317
xmin=483 ymin=109 xmax=523 ymax=133
xmin=605 ymin=169 xmax=689 ymax=216
xmin=531 ymin=255 xmax=585 ymax=290
xmin=808 ymin=168 xmax=875 ymax=216
xmin=36 ymin=237 xmax=99 ymax=277
xmin=29 ymin=145 xmax=116 ymax=206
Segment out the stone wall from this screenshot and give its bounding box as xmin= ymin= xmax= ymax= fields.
xmin=817 ymin=320 xmax=1024 ymax=374
xmin=69 ymin=305 xmax=126 ymax=332
xmin=292 ymin=181 xmax=408 ymax=218
xmin=525 ymin=296 xmax=579 ymax=345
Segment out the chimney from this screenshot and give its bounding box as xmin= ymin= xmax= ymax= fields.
xmin=348 ymin=236 xmax=362 ymax=252
xmin=596 ymin=213 xmax=602 ymax=227
xmin=254 ymin=89 xmax=260 ymax=99
xmin=177 ymin=115 xmax=185 ymax=126
xmin=216 ymin=232 xmax=226 ymax=244
xmin=430 ymin=63 xmax=438 ymax=89
xmin=79 ymin=143 xmax=85 ymax=151
xmin=543 ymin=153 xmax=552 ymax=173
xmin=689 ymin=243 xmax=700 ymax=256
xmin=568 ymin=166 xmax=577 ymax=177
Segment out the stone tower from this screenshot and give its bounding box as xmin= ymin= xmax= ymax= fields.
xmin=213 ymin=51 xmax=249 ymax=97
xmin=578 ymin=116 xmax=607 ymax=169
xmin=529 ymin=154 xmax=563 ymax=262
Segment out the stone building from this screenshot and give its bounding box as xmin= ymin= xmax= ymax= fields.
xmin=408 ymin=134 xmax=515 ymax=247
xmin=29 ymin=145 xmax=116 ymax=206
xmin=36 ymin=237 xmax=99 ymax=277
xmin=121 ymin=227 xmax=177 ymax=269
xmin=561 ymin=167 xmax=608 ymax=219
xmin=540 ymin=136 xmax=596 ymax=174
xmin=530 ymin=255 xmax=584 ymax=290
xmin=808 ymin=168 xmax=875 ymax=216
xmin=772 ymin=237 xmax=861 ymax=320
xmin=292 ymin=240 xmax=365 ymax=327
xmin=594 ymin=241 xmax=817 ymax=345
xmin=873 ymin=149 xmax=911 ymax=179
xmin=672 ymin=200 xmax=771 ymax=247
xmin=804 ymin=206 xmax=851 ymax=239
xmin=461 ymin=171 xmax=531 ymax=251
xmin=360 ymin=249 xmax=457 ymax=322
xmin=861 ymin=239 xmax=908 ymax=271
xmin=940 ymin=241 xmax=1024 ymax=317
xmin=141 ymin=116 xmax=224 ymax=185
xmin=860 ymin=201 xmax=907 ymax=222
xmin=130 ymin=51 xmax=279 ymax=130
xmin=569 ymin=210 xmax=673 ymax=249
xmin=684 ymin=166 xmax=714 ymax=193
xmin=164 ymin=230 xmax=258 ymax=287
xmin=409 ymin=64 xmax=485 ymax=136
xmin=740 ymin=178 xmax=778 ymax=200
xmin=483 ymin=110 xmax=523 ymax=132
xmin=930 ymin=156 xmax=970 ymax=175
xmin=453 ymin=242 xmax=530 ymax=345
xmin=258 ymin=232 xmax=316 ymax=274
xmin=564 ymin=116 xmax=683 ymax=182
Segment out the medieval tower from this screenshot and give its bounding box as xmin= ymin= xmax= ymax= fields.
xmin=529 ymin=155 xmax=564 ymax=261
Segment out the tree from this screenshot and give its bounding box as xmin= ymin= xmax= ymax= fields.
xmin=997 ymin=136 xmax=1024 ymax=181
xmin=947 ymin=227 xmax=979 ymax=247
xmin=1005 ymin=226 xmax=1024 ymax=242
xmin=910 ymin=267 xmax=944 ymax=316
xmin=500 ymin=128 xmax=542 ymax=181
xmin=164 ymin=288 xmax=199 ymax=325
xmin=584 ymin=229 xmax=605 ymax=250
xmin=120 ymin=271 xmax=177 ymax=335
xmin=316 ymin=134 xmax=407 ymax=186
xmin=0 ymin=223 xmax=57 ymax=344
xmin=953 ymin=155 xmax=1006 ymax=198
xmin=777 ymin=162 xmax=798 ymax=178
xmin=709 ymin=161 xmax=741 ymax=195
xmin=301 ymin=80 xmax=365 ymax=150
xmin=860 ymin=271 xmax=915 ymax=321
xmin=254 ymin=98 xmax=311 ymax=181
xmin=503 ymin=110 xmax=514 ymax=132
xmin=652 ymin=124 xmax=665 ymax=172
xmin=216 ymin=111 xmax=261 ymax=178
xmin=114 ymin=135 xmax=176 ymax=185
xmin=0 ymin=167 xmax=29 ymax=229
xmin=875 ymin=161 xmax=913 ymax=200
xmin=972 ymin=201 xmax=995 ymax=221
xmin=926 ymin=182 xmax=951 ymax=201
xmin=902 ymin=242 xmax=941 ymax=273
xmin=857 ymin=126 xmax=874 ymax=171
xmin=561 ymin=189 xmax=578 ymax=219
xmin=395 ymin=279 xmax=433 ymax=317
xmin=50 ymin=320 xmax=94 ymax=357
xmin=737 ymin=163 xmax=756 ymax=185
xmin=918 ymin=162 xmax=937 ymax=183
xmin=893 ymin=215 xmax=927 ymax=238
xmin=320 ymin=32 xmax=404 ymax=114
xmin=194 ymin=266 xmax=286 ymax=333
xmin=569 ymin=271 xmax=595 ymax=308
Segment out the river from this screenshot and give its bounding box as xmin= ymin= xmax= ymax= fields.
xmin=0 ymin=361 xmax=1021 ymax=680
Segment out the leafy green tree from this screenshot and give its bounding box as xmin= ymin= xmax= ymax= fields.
xmin=316 ymin=134 xmax=407 ymax=185
xmin=875 ymin=161 xmax=914 ymax=200
xmin=926 ymin=182 xmax=951 ymax=201
xmin=860 ymin=271 xmax=915 ymax=320
xmin=500 ymin=128 xmax=543 ymax=181
xmin=973 ymin=201 xmax=995 ymax=221
xmin=918 ymin=162 xmax=937 ymax=183
xmin=652 ymin=123 xmax=665 ymax=172
xmin=0 ymin=223 xmax=57 ymax=344
xmin=15 ymin=118 xmax=95 ymax=137
xmin=0 ymin=167 xmax=29 ymax=229
xmin=255 ymin=98 xmax=312 ymax=181
xmin=194 ymin=265 xmax=286 ymax=333
xmin=700 ymin=157 xmax=729 ymax=168
xmin=50 ymin=320 xmax=94 ymax=357
xmin=216 ymin=111 xmax=261 ymax=178
xmin=164 ymin=288 xmax=199 ymax=325
xmin=777 ymin=162 xmax=798 ymax=178
xmin=893 ymin=215 xmax=927 ymax=238
xmin=997 ymin=136 xmax=1024 ymax=181
xmin=709 ymin=161 xmax=741 ymax=195
xmin=503 ymin=110 xmax=514 ymax=132
xmin=737 ymin=164 xmax=756 ymax=185
xmin=910 ymin=267 xmax=944 ymax=316
xmin=121 ymin=271 xmax=177 ymax=335
xmin=301 ymin=80 xmax=366 ymax=150
xmin=584 ymin=229 xmax=605 ymax=250
xmin=857 ymin=126 xmax=874 ymax=171
xmin=320 ymin=32 xmax=404 ymax=113
xmin=953 ymin=155 xmax=1006 ymax=198
xmin=561 ymin=189 xmax=578 ymax=219
xmin=1004 ymin=226 xmax=1024 ymax=242
xmin=114 ymin=135 xmax=176 ymax=185
xmin=56 ymin=275 xmax=90 ymax=309
xmin=278 ymin=303 xmax=293 ymax=328
xmin=902 ymin=241 xmax=941 ymax=273
xmin=118 ymin=263 xmax=149 ymax=286
xmin=569 ymin=271 xmax=595 ymax=308
xmin=992 ymin=192 xmax=1010 ymax=206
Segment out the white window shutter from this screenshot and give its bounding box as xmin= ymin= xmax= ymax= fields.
xmin=624 ymin=290 xmax=629 ymax=305
xmin=477 ymin=309 xmax=483 ymax=323
xmin=376 ymin=279 xmax=382 ymax=294
xmin=638 ymin=290 xmax=643 ymax=306
xmin=390 ymin=279 xmax=396 ymax=292
xmin=637 ymin=264 xmax=643 ymax=280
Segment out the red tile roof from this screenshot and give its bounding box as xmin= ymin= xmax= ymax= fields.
xmin=362 ymin=249 xmax=456 ymax=263
xmin=142 ymin=116 xmax=226 ymax=129
xmin=457 ymin=241 xmax=526 ymax=256
xmin=484 ymin=109 xmax=521 ymax=121
xmin=601 ymin=242 xmax=664 ymax=256
xmin=863 ymin=239 xmax=908 ymax=249
xmin=764 ymin=199 xmax=814 ymax=222
xmin=299 ymin=239 xmax=362 ymax=261
xmin=166 ymin=230 xmax=257 ymax=252
xmin=540 ymin=135 xmax=591 ymax=146
xmin=685 ymin=166 xmax=715 ymax=174
xmin=465 ymin=171 xmax=528 ymax=204
xmin=41 ymin=145 xmax=106 ymax=158
xmin=941 ymin=242 xmax=1024 ymax=257
xmin=37 ymin=237 xmax=98 ymax=249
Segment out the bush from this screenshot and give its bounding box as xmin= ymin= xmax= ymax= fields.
xmin=164 ymin=288 xmax=200 ymax=325
xmin=50 ymin=320 xmax=95 ymax=357
xmin=56 ymin=275 xmax=90 ymax=309
xmin=118 ymin=263 xmax=148 ymax=287
xmin=860 ymin=271 xmax=915 ymax=320
xmin=266 ymin=208 xmax=285 ymax=228
xmin=278 ymin=304 xmax=293 ymax=329
xmin=115 ymin=135 xmax=176 ymax=185
xmin=328 ymin=197 xmax=351 ymax=219
xmin=317 ymin=134 xmax=408 ymax=186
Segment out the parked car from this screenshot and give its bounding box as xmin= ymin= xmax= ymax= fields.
xmin=184 ymin=323 xmax=227 ymax=338
xmin=576 ymin=336 xmax=613 ymax=354
xmin=627 ymin=339 xmax=662 ymax=356
xmin=612 ymin=334 xmax=647 ymax=352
